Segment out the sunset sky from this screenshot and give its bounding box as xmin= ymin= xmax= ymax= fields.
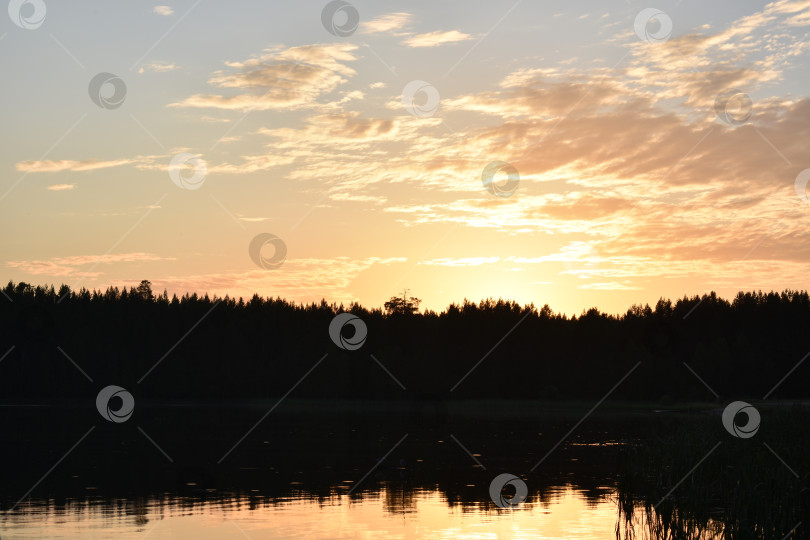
xmin=3 ymin=0 xmax=810 ymax=315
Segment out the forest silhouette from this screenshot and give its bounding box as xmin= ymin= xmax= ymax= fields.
xmin=3 ymin=280 xmax=810 ymax=402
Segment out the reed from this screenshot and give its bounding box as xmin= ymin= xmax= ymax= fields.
xmin=615 ymin=405 xmax=809 ymax=539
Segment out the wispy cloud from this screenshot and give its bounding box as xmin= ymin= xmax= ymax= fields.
xmin=16 ymin=158 xmax=140 ymax=173
xmin=153 ymin=5 xmax=173 ymax=16
xmin=361 ymin=12 xmax=412 ymax=35
xmin=169 ymin=44 xmax=359 ymax=112
xmin=329 ymin=193 xmax=387 ymax=204
xmin=17 ymin=149 xmax=297 ymax=177
xmin=578 ymin=282 xmax=642 ymax=291
xmin=199 ymin=116 xmax=231 ymax=123
xmin=403 ymin=30 xmax=474 ymax=48
xmin=8 ymin=253 xmax=174 ymax=277
xmin=420 ymin=257 xmax=500 ymax=267
xmin=152 ymin=256 xmax=408 ymax=305
xmin=138 ymin=61 xmax=178 ymax=74
xmin=46 ymin=184 xmax=75 ymax=191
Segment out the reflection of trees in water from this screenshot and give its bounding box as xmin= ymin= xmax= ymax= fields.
xmin=616 ymin=494 xmax=725 ymax=540
xmin=132 ymin=497 xmax=149 ymax=527
xmin=383 ymin=484 xmax=417 ymax=514
xmin=0 ymin=406 xmax=685 ymax=517
xmin=614 ymin=410 xmax=809 ymax=540
xmin=3 ymin=405 xmax=806 ymax=538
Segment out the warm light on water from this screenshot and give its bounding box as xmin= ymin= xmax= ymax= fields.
xmin=2 ymin=486 xmax=624 ymax=539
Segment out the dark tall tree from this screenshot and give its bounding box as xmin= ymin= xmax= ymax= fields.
xmin=384 ymin=289 xmax=421 ymax=315
xmin=136 ymin=280 xmax=153 ymax=301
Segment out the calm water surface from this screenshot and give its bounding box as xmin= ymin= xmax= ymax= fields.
xmin=2 ymin=486 xmax=627 ymax=539
xmin=1 ymin=402 xmax=686 ymax=539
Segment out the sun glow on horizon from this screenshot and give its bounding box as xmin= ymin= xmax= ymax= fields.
xmin=3 ymin=0 xmax=810 ymax=317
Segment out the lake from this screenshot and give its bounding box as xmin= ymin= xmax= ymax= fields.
xmin=1 ymin=400 xmax=805 ymax=539
xmin=1 ymin=486 xmax=629 ymax=539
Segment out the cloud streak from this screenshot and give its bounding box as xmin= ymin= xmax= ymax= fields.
xmin=403 ymin=30 xmax=474 ymax=47
xmin=169 ymin=44 xmax=359 ymax=112
xmin=8 ymin=253 xmax=175 ymax=277
xmin=16 ymin=158 xmax=139 ymax=173
xmin=151 ymin=256 xmax=408 ymax=305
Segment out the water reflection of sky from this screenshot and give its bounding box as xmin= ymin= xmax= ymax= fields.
xmin=2 ymin=486 xmax=621 ymax=539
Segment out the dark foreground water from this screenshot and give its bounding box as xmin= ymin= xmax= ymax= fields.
xmin=0 ymin=400 xmax=804 ymax=539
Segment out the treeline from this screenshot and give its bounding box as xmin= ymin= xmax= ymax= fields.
xmin=2 ymin=280 xmax=809 ymax=401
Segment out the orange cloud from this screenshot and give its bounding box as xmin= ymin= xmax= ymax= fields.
xmin=16 ymin=158 xmax=139 ymax=173
xmin=169 ymin=44 xmax=359 ymax=112
xmin=7 ymin=253 xmax=175 ymax=277
xmin=150 ymin=256 xmax=408 ymax=305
